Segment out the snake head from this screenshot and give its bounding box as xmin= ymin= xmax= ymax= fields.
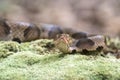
xmin=54 ymin=34 xmax=73 ymax=53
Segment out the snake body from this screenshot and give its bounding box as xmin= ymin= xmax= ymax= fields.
xmin=0 ymin=18 xmax=108 ymax=53
xmin=54 ymin=34 xmax=106 ymax=53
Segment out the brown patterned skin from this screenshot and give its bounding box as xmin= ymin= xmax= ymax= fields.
xmin=0 ymin=18 xmax=11 ymax=41
xmin=0 ymin=18 xmax=110 ymax=54
xmin=0 ymin=19 xmax=91 ymax=42
xmin=6 ymin=21 xmax=41 ymax=42
xmin=54 ymin=34 xmax=106 ymax=53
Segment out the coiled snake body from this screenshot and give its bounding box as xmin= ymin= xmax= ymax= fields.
xmin=0 ymin=18 xmax=116 ymax=54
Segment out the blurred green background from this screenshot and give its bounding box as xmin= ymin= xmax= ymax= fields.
xmin=0 ymin=0 xmax=120 ymax=36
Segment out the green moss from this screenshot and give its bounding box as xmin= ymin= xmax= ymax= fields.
xmin=0 ymin=39 xmax=60 ymax=58
xmin=106 ymin=37 xmax=120 ymax=49
xmin=29 ymin=39 xmax=61 ymax=54
xmin=0 ymin=53 xmax=120 ymax=80
xmin=0 ymin=41 xmax=20 ymax=58
xmin=0 ymin=38 xmax=119 ymax=80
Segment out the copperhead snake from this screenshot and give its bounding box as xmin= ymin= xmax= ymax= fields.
xmin=0 ymin=18 xmax=119 ymax=57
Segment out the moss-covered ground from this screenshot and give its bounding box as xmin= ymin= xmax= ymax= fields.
xmin=0 ymin=39 xmax=120 ymax=80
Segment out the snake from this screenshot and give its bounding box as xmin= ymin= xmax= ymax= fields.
xmin=0 ymin=18 xmax=119 ymax=57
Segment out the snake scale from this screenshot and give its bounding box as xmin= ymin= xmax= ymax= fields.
xmin=0 ymin=18 xmax=119 ymax=57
